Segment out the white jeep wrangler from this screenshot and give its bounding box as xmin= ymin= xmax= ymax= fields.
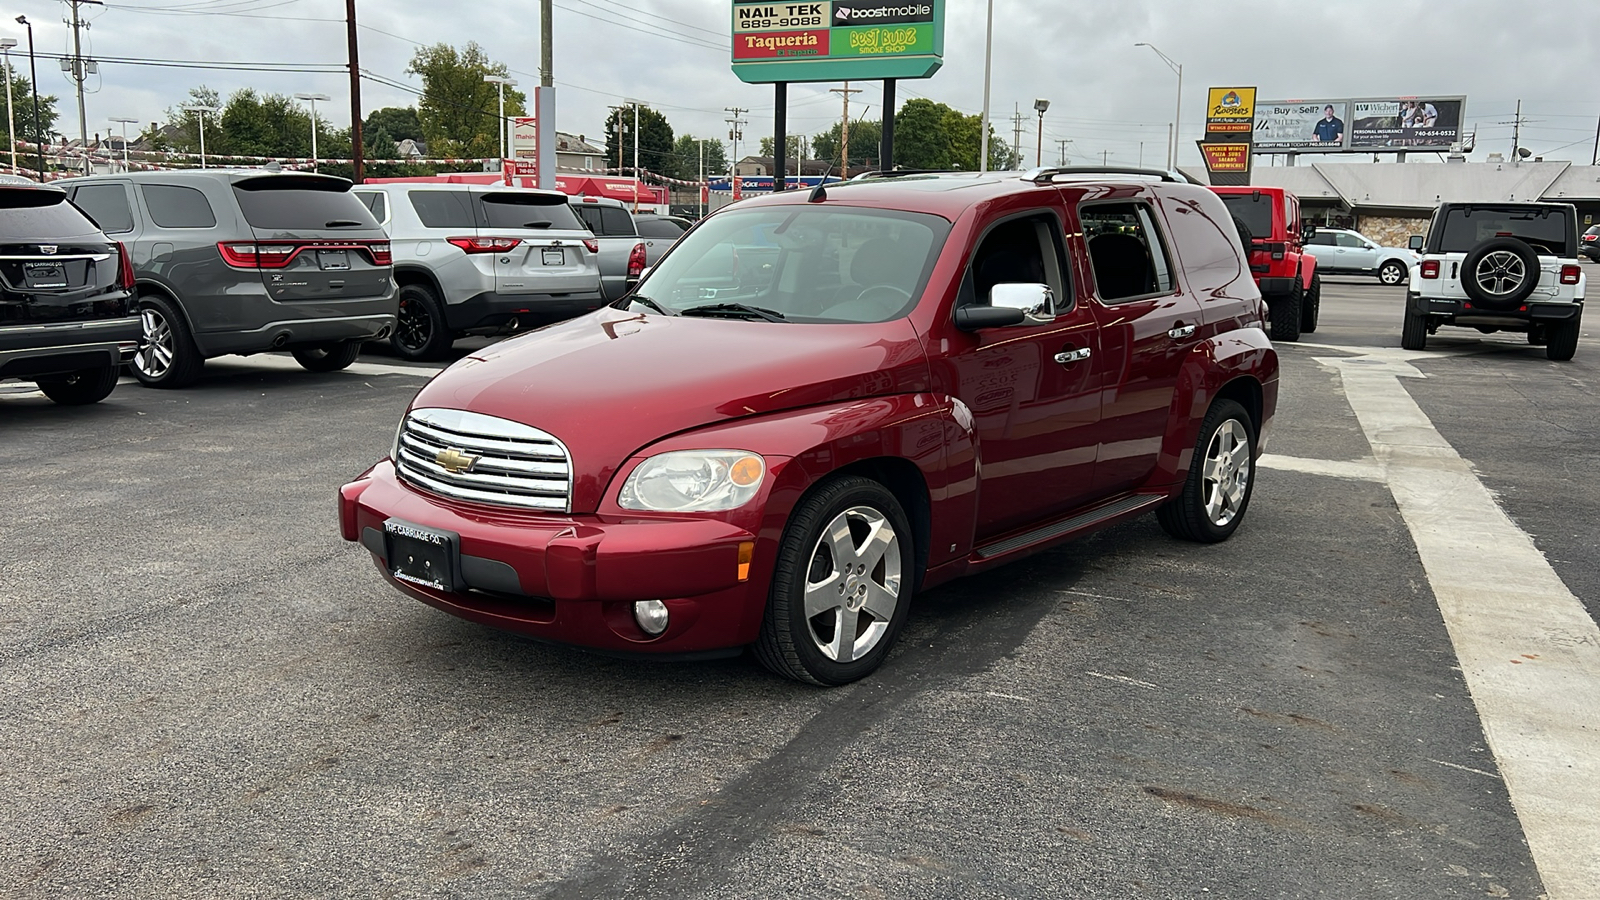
xmin=1403 ymin=201 xmax=1585 ymax=361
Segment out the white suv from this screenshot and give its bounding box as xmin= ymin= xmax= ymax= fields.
xmin=1404 ymin=201 xmax=1586 ymax=361
xmin=354 ymin=184 xmax=604 ymax=361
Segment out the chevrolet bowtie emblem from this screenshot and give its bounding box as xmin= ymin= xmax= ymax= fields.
xmin=435 ymin=448 xmax=479 ymax=474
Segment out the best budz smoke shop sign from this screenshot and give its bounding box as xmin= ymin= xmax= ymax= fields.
xmin=731 ymin=1 xmax=945 ymax=83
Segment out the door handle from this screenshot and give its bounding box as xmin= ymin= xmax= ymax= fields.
xmin=1053 ymin=347 xmax=1092 ymax=364
xmin=1168 ymin=324 xmax=1197 ymax=339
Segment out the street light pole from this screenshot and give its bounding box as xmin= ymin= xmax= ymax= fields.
xmin=1136 ymin=42 xmax=1182 ymax=169
xmin=293 ymin=93 xmax=331 ymax=172
xmin=483 ymin=76 xmax=516 ymax=162
xmin=1 ymin=38 xmax=16 ymax=176
xmin=978 ymin=0 xmax=993 ymax=172
xmin=15 ymin=16 xmax=42 ymax=179
xmin=182 ymin=105 xmax=219 ymax=168
xmin=1033 ymin=98 xmax=1050 ymax=168
xmin=109 ymin=116 xmax=138 ymax=172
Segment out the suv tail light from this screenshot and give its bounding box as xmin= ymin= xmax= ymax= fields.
xmin=218 ymin=242 xmax=297 ymax=269
xmin=366 ymin=241 xmax=392 ymax=266
xmin=1420 ymin=260 xmax=1441 ymax=280
xmin=115 ymin=241 xmax=135 ymax=290
xmin=448 ymin=236 xmax=522 ymax=254
xmin=582 ymin=238 xmax=599 ymax=255
xmin=627 ymin=242 xmax=647 ymax=279
xmin=1560 ymin=264 xmax=1581 ymax=285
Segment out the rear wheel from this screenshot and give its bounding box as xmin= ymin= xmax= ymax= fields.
xmin=292 ymin=341 xmax=362 ymax=372
xmin=1301 ymin=273 xmax=1321 ymax=333
xmin=1401 ymin=305 xmax=1429 ymax=350
xmin=392 ymin=283 xmax=453 ymax=362
xmin=1268 ymin=284 xmax=1302 ymax=342
xmin=1378 ymin=260 xmax=1407 ymax=286
xmin=1157 ymin=399 xmax=1256 ymax=543
xmin=131 ymin=295 xmax=204 ymax=388
xmin=37 ymin=366 xmax=119 ymax=405
xmin=1546 ymin=314 xmax=1580 ymax=362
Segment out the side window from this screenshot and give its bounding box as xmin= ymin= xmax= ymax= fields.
xmin=600 ymin=207 xmax=634 ymax=236
xmin=141 ymin=184 xmax=217 ymax=229
xmin=1080 ymin=202 xmax=1173 ymax=302
xmin=1335 ymin=232 xmax=1366 ymax=248
xmin=356 ymin=191 xmax=387 ymax=223
xmin=408 ymin=191 xmax=476 ymax=228
xmin=71 ymin=183 xmax=135 ymax=234
xmin=966 ymin=212 xmax=1069 ymax=315
xmin=1307 ymin=232 xmax=1337 ymax=246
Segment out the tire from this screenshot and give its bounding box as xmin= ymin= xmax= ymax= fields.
xmin=1378 ymin=260 xmax=1407 ymax=286
xmin=1401 ymin=304 xmax=1429 ymax=351
xmin=292 ymin=341 xmax=362 ymax=372
xmin=131 ymin=294 xmax=204 ymax=388
xmin=1157 ymin=399 xmax=1256 ymax=544
xmin=37 ymin=365 xmax=119 ymax=405
xmin=1301 ymin=273 xmax=1321 ymax=334
xmin=392 ymin=283 xmax=454 ymax=362
xmin=1546 ymin=314 xmax=1580 ymax=362
xmin=1460 ymin=237 xmax=1540 ymax=308
xmin=755 ymin=476 xmax=915 ymax=686
xmin=1268 ymin=283 xmax=1302 ymax=343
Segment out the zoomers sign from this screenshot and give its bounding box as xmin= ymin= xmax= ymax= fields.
xmin=731 ymin=0 xmax=945 ymax=84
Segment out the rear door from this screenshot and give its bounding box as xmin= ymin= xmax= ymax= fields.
xmin=0 ymin=187 xmax=121 ymax=326
xmin=229 ymin=175 xmax=389 ymax=302
xmin=476 ymin=191 xmax=598 ymax=295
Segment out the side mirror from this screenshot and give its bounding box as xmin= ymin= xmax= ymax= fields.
xmin=1301 ymin=222 xmax=1317 ymax=242
xmin=1408 ymin=235 xmax=1424 ymax=251
xmin=990 ymin=283 xmax=1054 ymax=323
xmin=954 ymin=305 xmax=1026 ymax=331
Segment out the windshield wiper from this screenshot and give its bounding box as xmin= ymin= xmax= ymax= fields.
xmin=679 ymin=302 xmax=786 ymax=322
xmin=324 ymin=219 xmax=364 ymax=228
xmin=626 ymin=294 xmax=672 ymax=315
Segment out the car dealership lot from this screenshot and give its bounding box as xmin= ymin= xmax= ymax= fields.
xmin=2 ymin=276 xmax=1595 ymax=898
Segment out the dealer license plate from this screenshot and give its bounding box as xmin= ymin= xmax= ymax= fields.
xmin=23 ymin=262 xmax=67 ymax=289
xmin=541 ymin=248 xmax=564 ymax=266
xmin=384 ymin=519 xmax=460 ymax=591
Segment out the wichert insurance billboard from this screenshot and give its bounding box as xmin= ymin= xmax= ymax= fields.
xmin=731 ymin=1 xmax=945 ymax=84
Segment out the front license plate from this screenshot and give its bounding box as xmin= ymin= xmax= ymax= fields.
xmin=23 ymin=262 xmax=67 ymax=289
xmin=384 ymin=518 xmax=461 ymax=591
xmin=318 ymin=250 xmax=350 ymax=271
xmin=541 ymin=248 xmax=564 ymax=266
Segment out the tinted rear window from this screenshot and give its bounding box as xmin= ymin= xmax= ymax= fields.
xmin=232 ymin=179 xmax=377 ymax=231
xmin=1436 ymin=206 xmax=1574 ymax=256
xmin=72 ymin=183 xmax=135 ymax=234
xmin=409 ymin=191 xmax=476 ymax=229
xmin=0 ymin=188 xmax=102 ymax=239
xmin=1217 ymin=193 xmax=1274 ymax=240
xmin=479 ymin=193 xmax=584 ymax=230
xmin=636 ymin=217 xmax=688 ymax=238
xmin=356 ymin=191 xmax=387 ymax=222
xmin=142 ymin=184 xmax=217 ymax=228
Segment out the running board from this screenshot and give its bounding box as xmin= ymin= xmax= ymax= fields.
xmin=973 ymin=494 xmax=1167 ymax=560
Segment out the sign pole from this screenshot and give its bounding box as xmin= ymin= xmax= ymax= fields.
xmin=881 ymin=78 xmax=895 ymax=172
xmin=773 ymin=81 xmax=787 ymax=192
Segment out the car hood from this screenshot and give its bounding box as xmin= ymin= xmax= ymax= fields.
xmin=409 ymin=307 xmax=931 ymax=512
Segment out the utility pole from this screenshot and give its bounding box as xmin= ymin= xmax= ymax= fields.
xmin=346 ymin=0 xmax=364 ymax=182
xmin=1102 ymin=149 xmax=1109 ymax=165
xmin=540 ymin=0 xmax=553 ymax=87
xmin=1593 ymin=113 xmax=1599 ymax=166
xmin=1056 ymin=139 xmax=1071 ymax=166
xmin=1011 ymin=104 xmax=1024 ymax=169
xmin=724 ymin=106 xmax=747 ymax=179
xmin=67 ymin=0 xmax=104 ymax=171
xmin=828 ymin=84 xmax=860 ymax=175
xmin=1512 ymin=98 xmax=1522 ymax=160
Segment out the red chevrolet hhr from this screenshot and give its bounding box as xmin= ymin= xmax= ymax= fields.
xmin=340 ymin=168 xmax=1279 ymax=685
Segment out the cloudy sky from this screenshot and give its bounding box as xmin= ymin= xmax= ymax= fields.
xmin=8 ymin=0 xmax=1596 ymax=167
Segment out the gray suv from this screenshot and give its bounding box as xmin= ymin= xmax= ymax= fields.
xmin=62 ymin=170 xmax=396 ymax=387
xmin=353 ymin=183 xmax=604 ymax=361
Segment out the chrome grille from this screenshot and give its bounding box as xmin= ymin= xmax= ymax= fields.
xmin=395 ymin=408 xmax=572 ymax=512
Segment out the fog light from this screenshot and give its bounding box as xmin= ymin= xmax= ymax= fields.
xmin=633 ymin=600 xmax=669 ymax=636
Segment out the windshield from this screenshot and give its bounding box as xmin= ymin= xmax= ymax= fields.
xmin=1436 ymin=206 xmax=1574 ymax=256
xmin=630 ymin=205 xmax=949 ymax=323
xmin=1217 ymin=194 xmax=1274 ymax=242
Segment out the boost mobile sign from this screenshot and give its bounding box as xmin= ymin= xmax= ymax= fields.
xmin=732 ymin=0 xmax=945 ymax=84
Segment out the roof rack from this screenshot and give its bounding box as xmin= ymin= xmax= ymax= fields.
xmin=848 ymin=168 xmax=965 ymax=181
xmin=1023 ymin=166 xmax=1200 ymax=186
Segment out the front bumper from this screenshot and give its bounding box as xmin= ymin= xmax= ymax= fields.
xmin=340 ymin=461 xmax=765 ymax=654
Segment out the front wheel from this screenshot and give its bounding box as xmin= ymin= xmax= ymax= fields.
xmin=37 ymin=366 xmax=120 ymax=405
xmin=292 ymin=341 xmax=362 ymax=372
xmin=755 ymin=476 xmax=915 ymax=686
xmin=1546 ymin=314 xmax=1580 ymax=362
xmin=1157 ymin=399 xmax=1256 ymax=543
xmin=1378 ymin=260 xmax=1407 ymax=286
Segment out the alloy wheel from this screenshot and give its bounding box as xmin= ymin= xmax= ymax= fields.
xmin=395 ymin=296 xmax=433 ymax=352
xmin=1201 ymin=419 xmax=1252 ymax=527
xmin=1380 ymin=262 xmax=1406 ymax=285
xmin=134 ymin=307 xmax=174 ymax=378
xmin=1474 ymin=251 xmax=1527 ymax=297
xmin=802 ymin=506 xmax=902 ymax=663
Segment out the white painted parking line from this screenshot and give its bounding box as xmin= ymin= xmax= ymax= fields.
xmin=1319 ymin=349 xmax=1600 ymax=900
xmin=1259 ymin=454 xmax=1385 ymax=482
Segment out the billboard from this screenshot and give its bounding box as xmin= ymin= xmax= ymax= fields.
xmin=1253 ymin=100 xmax=1350 ymax=152
xmin=1205 ymin=87 xmax=1256 ymax=134
xmin=731 ymin=1 xmax=945 ymax=84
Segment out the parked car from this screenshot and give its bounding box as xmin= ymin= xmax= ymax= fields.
xmin=0 ymin=178 xmax=139 ymax=405
xmin=568 ymin=195 xmax=647 ymax=301
xmin=340 ymin=167 xmax=1278 ymax=686
xmin=1209 ymin=186 xmax=1320 ymax=342
xmin=1303 ymin=227 xmax=1418 ymax=285
xmin=353 ymin=183 xmax=604 ymax=361
xmin=1582 ymin=224 xmax=1600 ymax=262
xmin=61 ymin=170 xmax=395 ymax=387
xmin=1403 ymin=201 xmax=1585 ymax=360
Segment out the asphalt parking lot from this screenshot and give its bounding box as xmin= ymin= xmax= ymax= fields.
xmin=2 ymin=271 xmax=1596 ymax=899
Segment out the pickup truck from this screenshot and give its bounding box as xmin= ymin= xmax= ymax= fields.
xmin=569 ymin=196 xmax=648 ymax=301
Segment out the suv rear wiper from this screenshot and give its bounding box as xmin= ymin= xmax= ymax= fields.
xmin=521 ymin=222 xmax=553 ymax=229
xmin=679 ymin=302 xmax=786 ymax=322
xmin=324 ymin=219 xmax=364 ymax=227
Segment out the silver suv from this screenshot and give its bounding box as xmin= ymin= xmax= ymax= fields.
xmin=1303 ymin=227 xmax=1417 ymax=285
xmin=354 ymin=184 xmax=603 ymax=361
xmin=61 ymin=171 xmax=396 ymax=387
xmin=1404 ymin=201 xmax=1586 ymax=360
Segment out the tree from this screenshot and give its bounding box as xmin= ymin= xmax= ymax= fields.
xmin=3 ymin=63 xmax=60 ymax=151
xmin=665 ymin=134 xmax=728 ymax=181
xmin=159 ymin=86 xmax=226 ymax=157
xmin=758 ymin=134 xmax=805 ymax=160
xmin=891 ymin=98 xmax=1012 ymax=171
xmin=604 ymin=105 xmax=673 ymax=174
xmin=364 ymin=107 xmax=424 ymax=145
xmin=408 ymin=42 xmax=525 ymax=159
xmin=220 ymin=89 xmax=319 ymax=159
xmin=810 ymin=119 xmax=882 ymax=172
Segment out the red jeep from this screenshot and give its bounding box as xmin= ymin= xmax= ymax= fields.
xmin=1211 ymin=186 xmax=1320 ymax=342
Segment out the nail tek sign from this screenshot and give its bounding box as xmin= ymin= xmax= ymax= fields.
xmin=732 ymin=0 xmax=944 ymax=84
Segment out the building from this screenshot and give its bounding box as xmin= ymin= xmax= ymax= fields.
xmin=554 ymin=132 xmax=606 ymax=172
xmin=735 ymin=156 xmax=835 ymax=178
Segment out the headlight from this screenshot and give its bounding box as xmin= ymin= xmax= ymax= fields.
xmin=618 ymin=450 xmax=765 ymax=512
